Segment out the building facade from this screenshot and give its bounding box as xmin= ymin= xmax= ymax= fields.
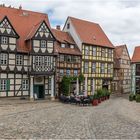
xmin=113 ymin=45 xmax=131 ymax=94
xmin=0 ymin=6 xmax=57 ymax=99
xmin=52 ymin=28 xmax=81 ymax=96
xmin=63 ymin=17 xmax=114 ymax=95
xmin=131 ymin=46 xmax=140 ymax=94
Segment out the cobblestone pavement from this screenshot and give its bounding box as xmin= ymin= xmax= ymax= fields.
xmin=0 ymin=95 xmax=139 ymax=139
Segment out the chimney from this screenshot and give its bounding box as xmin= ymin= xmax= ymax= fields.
xmin=56 ymin=25 xmax=61 ymax=30
xmin=19 ymin=5 xmax=22 ymax=10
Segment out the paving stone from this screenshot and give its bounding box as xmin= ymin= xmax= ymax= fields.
xmin=0 ymin=95 xmax=139 ymax=139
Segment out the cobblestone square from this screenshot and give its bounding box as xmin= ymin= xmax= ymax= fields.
xmin=0 ymin=95 xmax=139 ymax=139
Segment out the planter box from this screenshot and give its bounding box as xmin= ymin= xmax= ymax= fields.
xmin=92 ymin=99 xmax=98 ymax=106
xmin=101 ymin=97 xmax=104 ymax=101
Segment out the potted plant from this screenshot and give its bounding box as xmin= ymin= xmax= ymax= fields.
xmin=97 ymin=88 xmax=103 ymax=102
xmin=106 ymin=91 xmax=111 ymax=99
xmin=92 ymin=93 xmax=98 ymax=106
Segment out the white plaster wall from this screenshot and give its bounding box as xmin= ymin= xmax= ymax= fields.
xmin=63 ymin=18 xmax=82 ymax=51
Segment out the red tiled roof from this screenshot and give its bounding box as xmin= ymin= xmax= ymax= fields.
xmin=0 ymin=6 xmax=50 ymax=52
xmin=114 ymin=44 xmax=130 ymax=59
xmin=52 ymin=28 xmax=75 ymax=44
xmin=69 ymin=17 xmax=114 ymax=48
xmin=132 ymin=46 xmax=140 ymax=63
xmin=52 ymin=29 xmax=81 ymax=55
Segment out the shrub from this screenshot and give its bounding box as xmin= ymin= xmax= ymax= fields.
xmin=61 ymin=76 xmax=71 ymax=96
xmin=97 ymin=88 xmax=103 ymax=98
xmin=94 ymin=93 xmax=98 ymax=100
xmin=129 ymin=94 xmax=135 ymax=101
xmin=135 ymin=94 xmax=140 ymax=103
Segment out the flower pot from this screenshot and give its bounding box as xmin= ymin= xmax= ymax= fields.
xmin=102 ymin=97 xmax=105 ymax=101
xmin=98 ymin=98 xmax=101 ymax=103
xmin=92 ymin=99 xmax=98 ymax=106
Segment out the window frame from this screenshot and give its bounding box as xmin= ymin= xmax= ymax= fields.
xmin=66 ymin=69 xmax=70 ymax=76
xmin=0 ymin=79 xmax=7 ymax=91
xmin=92 ymin=62 xmax=96 ymax=73
xmin=60 ymin=69 xmax=64 ymax=77
xmin=1 ymin=36 xmax=8 ymax=45
xmin=84 ymin=62 xmax=89 ymax=73
xmin=22 ymin=79 xmax=29 ymax=90
xmin=92 ymin=47 xmax=96 ymax=57
xmin=0 ymin=53 xmax=8 ymax=65
xmin=61 ymin=43 xmax=65 ymax=48
xmin=16 ymin=55 xmax=23 ymax=66
xmin=74 ymin=70 xmax=78 ymax=76
xmin=101 ymin=63 xmax=105 ymax=73
xmin=41 ymin=40 xmax=46 ymax=48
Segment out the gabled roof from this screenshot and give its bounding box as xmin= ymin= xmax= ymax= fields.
xmin=52 ymin=29 xmax=81 ymax=56
xmin=132 ymin=46 xmax=140 ymax=63
xmin=67 ymin=17 xmax=114 ymax=48
xmin=0 ymin=6 xmax=50 ymax=52
xmin=25 ymin=20 xmax=43 ymax=41
xmin=0 ymin=16 xmax=20 ymax=38
xmin=114 ymin=44 xmax=130 ymax=59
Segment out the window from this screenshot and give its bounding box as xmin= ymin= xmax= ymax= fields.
xmin=16 ymin=55 xmax=23 ymax=65
xmin=0 ymin=79 xmax=6 ymax=91
xmin=70 ymin=45 xmax=74 ymax=49
xmin=108 ymin=64 xmax=111 ymax=73
xmin=92 ymin=62 xmax=96 ymax=73
xmin=101 ymin=63 xmax=105 ymax=73
xmin=67 ymin=23 xmax=70 ymax=29
xmin=0 ymin=53 xmax=8 ymax=65
xmin=60 ymin=69 xmax=64 ymax=77
xmin=0 ymin=79 xmax=10 ymax=91
xmin=35 ymin=56 xmax=42 ymax=66
xmin=44 ymin=56 xmax=51 ymax=66
xmin=41 ymin=40 xmax=46 ymax=48
xmin=66 ymin=69 xmax=70 ymax=76
xmin=119 ymin=59 xmax=122 ymax=64
xmin=66 ymin=55 xmax=71 ymax=62
xmin=85 ymin=47 xmax=89 ymax=55
xmin=84 ymin=62 xmax=89 ymax=73
xmin=60 ymin=55 xmax=64 ymax=62
xmin=93 ymin=47 xmax=96 ymax=56
xmin=22 ymin=79 xmax=29 ymax=90
xmin=102 ymin=48 xmax=105 ymax=57
xmin=74 ymin=70 xmax=78 ymax=76
xmin=1 ymin=36 xmax=8 ymax=44
xmin=61 ymin=43 xmax=65 ymax=48
xmin=108 ymin=49 xmax=112 ymax=58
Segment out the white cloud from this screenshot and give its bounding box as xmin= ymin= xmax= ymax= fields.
xmin=1 ymin=0 xmax=140 ymax=57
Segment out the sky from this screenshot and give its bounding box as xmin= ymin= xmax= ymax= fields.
xmin=1 ymin=0 xmax=140 ymax=57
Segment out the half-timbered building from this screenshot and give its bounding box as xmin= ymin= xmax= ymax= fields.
xmin=63 ymin=17 xmax=114 ymax=95
xmin=52 ymin=27 xmax=81 ymax=96
xmin=113 ymin=45 xmax=131 ymax=94
xmin=0 ymin=6 xmax=57 ymax=99
xmin=131 ymin=46 xmax=140 ymax=94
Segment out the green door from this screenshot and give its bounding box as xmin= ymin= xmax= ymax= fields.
xmin=34 ymin=85 xmax=45 ymax=99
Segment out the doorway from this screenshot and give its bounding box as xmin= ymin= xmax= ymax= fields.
xmin=102 ymin=80 xmax=109 ymax=90
xmin=34 ymin=85 xmax=45 ymax=99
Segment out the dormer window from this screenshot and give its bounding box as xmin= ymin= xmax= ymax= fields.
xmin=41 ymin=40 xmax=46 ymax=48
xmin=61 ymin=43 xmax=65 ymax=48
xmin=70 ymin=45 xmax=74 ymax=49
xmin=1 ymin=36 xmax=8 ymax=45
xmin=67 ymin=23 xmax=70 ymax=29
